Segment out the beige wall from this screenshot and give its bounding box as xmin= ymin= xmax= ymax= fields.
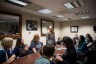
xmin=61 ymin=19 xmax=96 ymax=40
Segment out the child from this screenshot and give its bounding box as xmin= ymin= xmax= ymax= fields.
xmin=35 ymin=44 xmax=55 ymax=64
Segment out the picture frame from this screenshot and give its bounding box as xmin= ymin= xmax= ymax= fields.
xmin=26 ymin=20 xmax=38 ymax=30
xmin=41 ymin=19 xmax=54 ymax=36
xmin=70 ymin=26 xmax=78 ymax=33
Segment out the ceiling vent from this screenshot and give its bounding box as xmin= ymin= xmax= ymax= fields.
xmin=75 ymin=11 xmax=88 ymax=15
xmin=64 ymin=0 xmax=85 ymax=9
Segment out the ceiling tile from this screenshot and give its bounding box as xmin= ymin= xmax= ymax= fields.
xmin=57 ymin=10 xmax=72 ymax=14
xmin=25 ymin=3 xmax=45 ymax=11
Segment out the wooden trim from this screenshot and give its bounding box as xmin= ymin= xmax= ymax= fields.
xmin=0 ymin=10 xmax=22 ymax=39
xmin=41 ymin=19 xmax=54 ymax=36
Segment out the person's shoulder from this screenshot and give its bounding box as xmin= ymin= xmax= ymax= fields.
xmin=0 ymin=49 xmax=4 ymax=52
xmin=14 ymin=46 xmax=20 ymax=50
xmin=39 ymin=41 xmax=43 ymax=44
xmin=31 ymin=41 xmax=35 ymax=44
xmin=0 ymin=49 xmax=5 ymax=55
xmin=35 ymin=57 xmax=50 ymax=64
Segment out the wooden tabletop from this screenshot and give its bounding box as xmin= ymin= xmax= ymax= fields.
xmin=11 ymin=49 xmax=65 ymax=64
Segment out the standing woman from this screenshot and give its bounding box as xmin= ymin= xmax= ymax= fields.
xmin=46 ymin=25 xmax=55 ymax=45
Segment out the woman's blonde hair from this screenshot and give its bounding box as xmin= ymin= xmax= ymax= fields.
xmin=1 ymin=37 xmax=13 ymax=49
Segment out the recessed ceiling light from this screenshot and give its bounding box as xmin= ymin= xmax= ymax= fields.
xmin=64 ymin=3 xmax=74 ymax=9
xmin=64 ymin=19 xmax=69 ymax=20
xmin=9 ymin=0 xmax=28 ymax=6
xmin=81 ymin=16 xmax=90 ymax=19
xmin=38 ymin=9 xmax=53 ymax=14
xmin=57 ymin=15 xmax=64 ymax=18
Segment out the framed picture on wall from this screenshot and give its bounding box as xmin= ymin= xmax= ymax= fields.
xmin=26 ymin=20 xmax=38 ymax=30
xmin=70 ymin=26 xmax=78 ymax=33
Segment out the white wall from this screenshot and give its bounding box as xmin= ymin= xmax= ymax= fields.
xmin=61 ymin=19 xmax=96 ymax=40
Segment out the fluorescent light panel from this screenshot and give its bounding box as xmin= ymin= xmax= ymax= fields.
xmin=75 ymin=11 xmax=88 ymax=15
xmin=57 ymin=15 xmax=64 ymax=18
xmin=9 ymin=0 xmax=28 ymax=6
xmin=38 ymin=9 xmax=53 ymax=14
xmin=81 ymin=16 xmax=90 ymax=19
xmin=64 ymin=3 xmax=74 ymax=9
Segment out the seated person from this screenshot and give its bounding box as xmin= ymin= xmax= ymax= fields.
xmin=73 ymin=34 xmax=79 ymax=50
xmin=29 ymin=34 xmax=43 ymax=53
xmin=0 ymin=37 xmax=16 ymax=64
xmin=14 ymin=37 xmax=29 ymax=58
xmin=35 ymin=44 xmax=55 ymax=64
xmin=55 ymin=36 xmax=77 ymax=64
xmin=56 ymin=37 xmax=62 ymax=45
xmin=73 ymin=34 xmax=79 ymax=44
xmin=85 ymin=34 xmax=94 ymax=50
xmin=78 ymin=35 xmax=89 ymax=55
xmin=85 ymin=40 xmax=96 ymax=64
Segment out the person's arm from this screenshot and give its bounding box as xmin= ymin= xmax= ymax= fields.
xmin=13 ymin=47 xmax=20 ymax=57
xmin=5 ymin=54 xmax=16 ymax=64
xmin=78 ymin=43 xmax=85 ymax=50
xmin=55 ymin=55 xmax=63 ymax=62
xmin=46 ymin=33 xmax=49 ymax=44
xmin=32 ymin=48 xmax=37 ymax=53
xmin=2 ymin=55 xmax=16 ymax=64
xmin=41 ymin=42 xmax=43 ymax=46
xmin=30 ymin=42 xmax=37 ymax=53
xmin=53 ymin=33 xmax=56 ymax=45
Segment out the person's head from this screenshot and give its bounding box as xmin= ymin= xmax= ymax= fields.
xmin=79 ymin=35 xmax=85 ymax=43
xmin=75 ymin=33 xmax=78 ymax=37
xmin=62 ymin=36 xmax=74 ymax=48
xmin=1 ymin=37 xmax=13 ymax=49
xmin=58 ymin=37 xmax=62 ymax=41
xmin=43 ymin=44 xmax=55 ymax=58
xmin=33 ymin=34 xmax=40 ymax=43
xmin=86 ymin=34 xmax=93 ymax=42
xmin=16 ymin=37 xmax=24 ymax=46
xmin=24 ymin=44 xmax=29 ymax=51
xmin=48 ymin=25 xmax=53 ymax=33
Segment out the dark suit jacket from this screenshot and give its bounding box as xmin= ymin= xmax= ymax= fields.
xmin=62 ymin=46 xmax=77 ymax=64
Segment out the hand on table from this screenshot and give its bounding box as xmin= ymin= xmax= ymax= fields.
xmin=6 ymin=54 xmax=16 ymax=64
xmin=55 ymin=55 xmax=63 ymax=62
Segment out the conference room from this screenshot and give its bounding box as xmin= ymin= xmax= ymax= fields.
xmin=0 ymin=0 xmax=96 ymax=64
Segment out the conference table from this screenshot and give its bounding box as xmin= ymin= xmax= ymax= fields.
xmin=11 ymin=47 xmax=66 ymax=64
